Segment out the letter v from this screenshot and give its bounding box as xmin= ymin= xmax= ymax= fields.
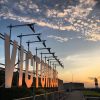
xmin=5 ymin=34 xmax=17 ymax=88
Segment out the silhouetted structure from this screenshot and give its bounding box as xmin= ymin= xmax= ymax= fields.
xmin=58 ymin=79 xmax=64 ymax=90
xmin=63 ymin=82 xmax=84 ymax=91
xmin=89 ymin=77 xmax=99 ymax=89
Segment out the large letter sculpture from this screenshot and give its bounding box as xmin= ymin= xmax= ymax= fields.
xmin=55 ymin=71 xmax=58 ymax=87
xmin=45 ymin=63 xmax=49 ymax=87
xmin=34 ymin=55 xmax=40 ymax=88
xmin=25 ymin=51 xmax=33 ymax=88
xmin=18 ymin=46 xmax=24 ymax=86
xmin=5 ymin=34 xmax=17 ymax=88
xmin=50 ymin=68 xmax=54 ymax=87
xmin=41 ymin=60 xmax=45 ymax=87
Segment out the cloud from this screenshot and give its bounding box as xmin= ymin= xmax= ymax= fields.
xmin=0 ymin=0 xmax=100 ymax=41
xmin=47 ymin=35 xmax=68 ymax=43
xmin=86 ymin=33 xmax=100 ymax=41
xmin=64 ymin=50 xmax=100 ymax=68
xmin=65 ymin=54 xmax=80 ymax=61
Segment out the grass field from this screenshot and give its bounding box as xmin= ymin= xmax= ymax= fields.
xmin=83 ymin=90 xmax=100 ymax=97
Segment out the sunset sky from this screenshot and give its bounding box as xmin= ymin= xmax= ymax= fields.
xmin=0 ymin=0 xmax=100 ymax=88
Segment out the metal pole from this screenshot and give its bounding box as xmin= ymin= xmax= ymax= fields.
xmin=41 ymin=52 xmax=42 ymax=63
xmin=47 ymin=59 xmax=49 ymax=66
xmin=27 ymin=41 xmax=30 ymax=51
xmin=20 ymin=33 xmax=22 ymax=47
xmin=36 ymin=47 xmax=37 ymax=56
xmin=9 ymin=24 xmax=12 ymax=40
xmin=70 ymin=71 xmax=73 ymax=83
xmin=33 ymin=55 xmax=35 ymax=100
xmin=44 ymin=56 xmax=47 ymax=100
xmin=72 ymin=73 xmax=73 ymax=83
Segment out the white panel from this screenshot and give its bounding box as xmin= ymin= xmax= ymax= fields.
xmin=41 ymin=60 xmax=45 ymax=88
xmin=45 ymin=63 xmax=49 ymax=87
xmin=25 ymin=51 xmax=33 ymax=88
xmin=50 ymin=68 xmax=54 ymax=87
xmin=18 ymin=46 xmax=24 ymax=86
xmin=5 ymin=34 xmax=18 ymax=88
xmin=33 ymin=55 xmax=40 ymax=88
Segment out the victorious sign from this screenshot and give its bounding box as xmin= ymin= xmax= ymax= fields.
xmin=4 ymin=34 xmax=58 ymax=88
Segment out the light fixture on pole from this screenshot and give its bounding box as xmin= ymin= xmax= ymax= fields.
xmin=36 ymin=48 xmax=51 ymax=56
xmin=26 ymin=40 xmax=46 ymax=51
xmin=7 ymin=23 xmax=36 ymax=40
